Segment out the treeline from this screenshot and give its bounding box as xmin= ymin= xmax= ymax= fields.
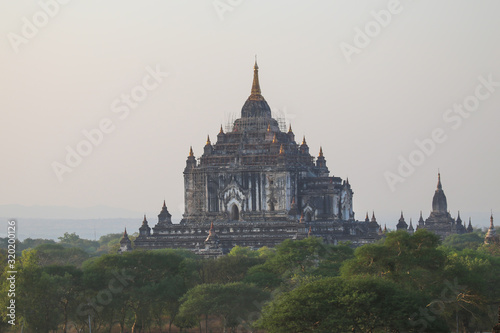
xmin=0 ymin=231 xmax=130 ymax=256
xmin=0 ymin=229 xmax=499 ymax=333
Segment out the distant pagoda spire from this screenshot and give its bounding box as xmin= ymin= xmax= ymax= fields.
xmin=119 ymin=227 xmax=132 ymax=253
xmin=219 ymin=125 xmax=224 ymax=134
xmin=396 ymin=211 xmax=408 ymax=230
xmin=418 ymin=211 xmax=425 ymax=227
xmin=139 ymin=214 xmax=151 ymax=237
xmin=206 ymin=135 xmax=211 ymax=145
xmin=408 ymin=218 xmax=414 ymax=234
xmin=158 ymin=201 xmax=172 ymax=224
xmin=288 ymin=124 xmax=293 ymax=133
xmin=485 ymin=212 xmax=498 ymax=244
xmin=189 ymin=146 xmax=194 ymax=157
xmin=432 ymin=172 xmax=448 ymax=213
xmin=318 ymin=146 xmax=323 ymax=157
xmin=467 ymin=217 xmax=473 ymax=233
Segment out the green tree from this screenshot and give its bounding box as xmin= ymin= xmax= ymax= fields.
xmin=81 ymin=249 xmax=197 ymax=333
xmin=96 ymin=233 xmax=123 ymax=254
xmin=44 ymin=265 xmax=84 ymax=333
xmin=341 ymin=230 xmax=446 ymax=292
xmin=258 ymin=276 xmax=447 ymax=333
xmin=265 ymin=237 xmax=327 ymax=276
xmin=441 ymin=232 xmax=485 ymax=251
xmin=442 ymin=249 xmax=500 ymax=331
xmin=58 ymin=232 xmax=100 ymax=254
xmin=35 ymin=243 xmax=90 ymax=267
xmin=5 ymin=249 xmax=73 ymax=333
xmin=199 ymin=254 xmax=264 ymax=284
xmin=178 ymin=282 xmax=270 ymax=333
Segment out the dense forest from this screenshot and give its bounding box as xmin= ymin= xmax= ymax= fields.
xmin=0 ymin=229 xmax=498 ymax=333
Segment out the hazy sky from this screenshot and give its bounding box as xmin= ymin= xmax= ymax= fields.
xmin=1 ymin=0 xmax=499 ymax=229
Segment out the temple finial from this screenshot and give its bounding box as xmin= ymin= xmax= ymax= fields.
xmin=163 ymin=200 xmax=166 ymax=208
xmin=319 ymin=146 xmax=323 ymax=157
xmin=288 ymin=124 xmax=292 ymax=133
xmin=189 ymin=146 xmax=194 ymax=157
xmin=437 ymin=172 xmax=442 ymax=190
xmin=206 ymin=135 xmax=211 ymax=145
xmin=219 ymin=125 xmax=224 ymax=134
xmin=302 ymin=136 xmax=307 ymax=145
xmin=249 ymin=58 xmax=263 ymax=101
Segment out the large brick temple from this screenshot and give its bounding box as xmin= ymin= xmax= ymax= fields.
xmin=131 ymin=61 xmax=382 ymax=256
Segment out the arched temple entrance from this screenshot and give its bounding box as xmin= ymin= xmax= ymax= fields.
xmin=230 ymin=205 xmax=239 ymax=221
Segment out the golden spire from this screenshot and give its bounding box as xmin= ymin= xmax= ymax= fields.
xmin=279 ymin=144 xmax=285 ymax=154
xmin=302 ymin=136 xmax=307 ymax=145
xmin=249 ymin=58 xmax=264 ymax=101
xmin=272 ymin=133 xmax=277 ymax=143
xmin=288 ymin=124 xmax=293 ymax=133
xmin=319 ymin=146 xmax=323 ymax=157
xmin=267 ymin=123 xmax=271 ymax=132
xmin=189 ymin=146 xmax=194 ymax=157
xmin=206 ymin=135 xmax=211 ymax=145
xmin=219 ymin=125 xmax=224 ymax=134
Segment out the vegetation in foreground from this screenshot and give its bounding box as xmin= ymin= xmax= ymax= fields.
xmin=0 ymin=229 xmax=498 ymax=332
